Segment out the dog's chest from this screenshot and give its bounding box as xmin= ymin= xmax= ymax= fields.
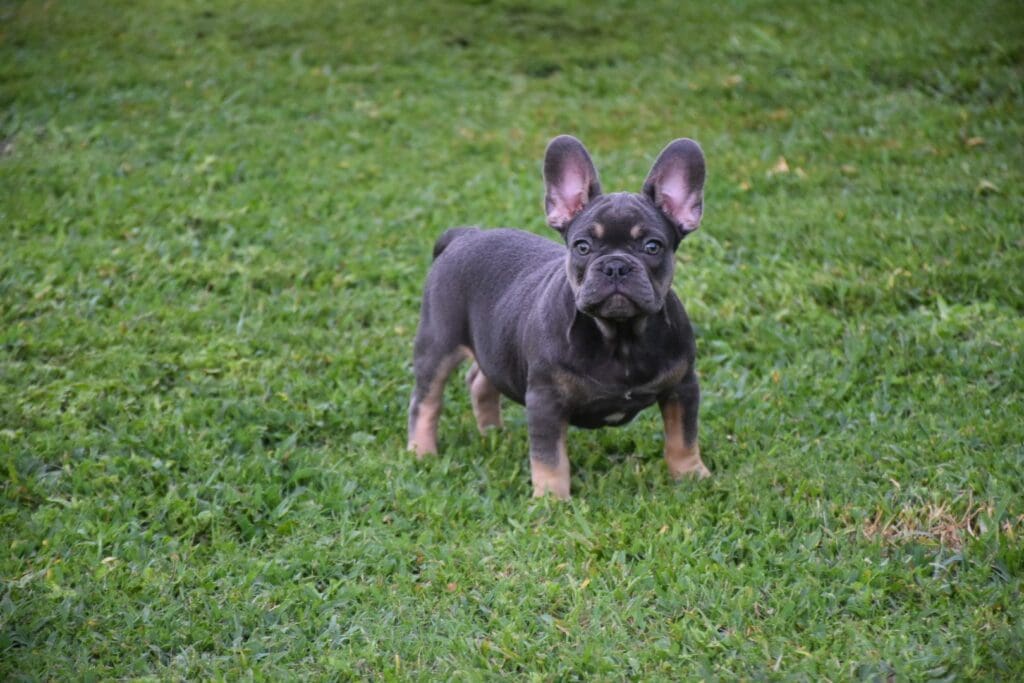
xmin=555 ymin=356 xmax=688 ymax=429
xmin=567 ymin=390 xmax=659 ymax=429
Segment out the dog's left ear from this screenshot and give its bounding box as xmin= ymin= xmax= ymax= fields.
xmin=544 ymin=135 xmax=602 ymax=231
xmin=643 ymin=139 xmax=706 ymax=238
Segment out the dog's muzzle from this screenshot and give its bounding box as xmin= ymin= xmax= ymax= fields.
xmin=578 ymin=255 xmax=659 ymax=320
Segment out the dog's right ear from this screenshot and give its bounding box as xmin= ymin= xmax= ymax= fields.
xmin=543 ymin=135 xmax=602 ymax=231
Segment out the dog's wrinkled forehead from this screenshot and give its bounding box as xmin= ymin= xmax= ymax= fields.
xmin=568 ymin=192 xmax=669 ymax=242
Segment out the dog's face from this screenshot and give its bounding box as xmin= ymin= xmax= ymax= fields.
xmin=543 ymin=136 xmax=706 ymax=323
xmin=563 ymin=193 xmax=676 ymax=320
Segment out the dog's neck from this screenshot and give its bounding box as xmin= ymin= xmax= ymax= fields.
xmin=568 ymin=310 xmax=653 ymax=358
xmin=592 ymin=315 xmax=648 ymax=341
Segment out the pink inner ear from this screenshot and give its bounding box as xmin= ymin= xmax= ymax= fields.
xmin=658 ymin=174 xmax=702 ymax=232
xmin=547 ymin=169 xmax=589 ymax=227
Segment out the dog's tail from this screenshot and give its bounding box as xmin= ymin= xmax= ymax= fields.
xmin=432 ymin=227 xmax=478 ymax=260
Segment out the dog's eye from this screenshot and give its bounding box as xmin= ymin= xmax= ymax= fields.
xmin=643 ymin=240 xmax=663 ymax=255
xmin=573 ymin=240 xmax=591 ymax=256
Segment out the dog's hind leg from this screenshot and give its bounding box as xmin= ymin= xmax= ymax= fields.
xmin=408 ymin=342 xmax=469 ymax=457
xmin=466 ymin=362 xmax=503 ymax=433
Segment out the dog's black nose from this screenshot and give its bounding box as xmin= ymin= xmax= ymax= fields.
xmin=602 ymin=258 xmax=632 ymax=280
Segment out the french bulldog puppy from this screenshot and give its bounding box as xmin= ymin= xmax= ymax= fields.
xmin=408 ymin=135 xmax=709 ymax=499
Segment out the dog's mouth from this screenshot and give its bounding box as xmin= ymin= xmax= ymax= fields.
xmin=590 ymin=292 xmax=640 ymax=320
xmin=579 ymin=288 xmax=658 ymax=321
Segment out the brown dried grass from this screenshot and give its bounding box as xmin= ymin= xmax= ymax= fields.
xmin=859 ymin=497 xmax=1022 ymax=550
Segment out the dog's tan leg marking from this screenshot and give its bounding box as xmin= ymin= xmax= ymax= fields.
xmin=660 ymin=400 xmax=710 ymax=479
xmin=409 ymin=395 xmax=441 ymax=457
xmin=408 ymin=347 xmax=469 ymax=458
xmin=466 ymin=362 xmax=503 ymax=433
xmin=530 ymin=424 xmax=571 ymax=500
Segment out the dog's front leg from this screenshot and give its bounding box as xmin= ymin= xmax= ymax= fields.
xmin=526 ymin=387 xmax=571 ymax=499
xmin=659 ymin=376 xmax=710 ymax=480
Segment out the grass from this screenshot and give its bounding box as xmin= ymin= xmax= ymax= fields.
xmin=2 ymin=0 xmax=1023 ymax=678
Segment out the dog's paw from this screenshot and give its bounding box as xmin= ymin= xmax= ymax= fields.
xmin=407 ymin=439 xmax=437 ymax=459
xmin=667 ymin=457 xmax=711 ymax=481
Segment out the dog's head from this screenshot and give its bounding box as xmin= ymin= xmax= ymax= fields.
xmin=543 ymin=135 xmax=706 ymax=322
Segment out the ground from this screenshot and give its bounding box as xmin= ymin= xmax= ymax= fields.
xmin=1 ymin=0 xmax=1022 ymax=678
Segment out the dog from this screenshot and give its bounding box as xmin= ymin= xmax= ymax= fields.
xmin=408 ymin=135 xmax=709 ymax=499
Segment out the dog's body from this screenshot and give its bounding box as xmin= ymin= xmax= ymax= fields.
xmin=409 ymin=136 xmax=710 ymax=498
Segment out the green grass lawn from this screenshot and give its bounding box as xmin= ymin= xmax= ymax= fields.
xmin=2 ymin=0 xmax=1023 ymax=678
